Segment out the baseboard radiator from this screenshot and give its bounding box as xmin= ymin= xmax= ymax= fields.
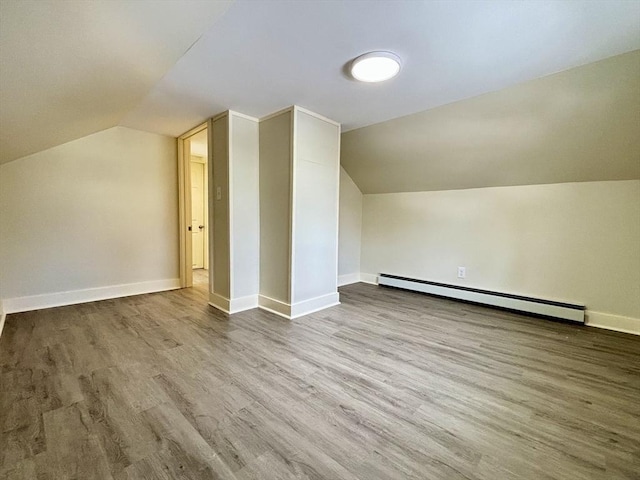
xmin=378 ymin=273 xmax=585 ymax=323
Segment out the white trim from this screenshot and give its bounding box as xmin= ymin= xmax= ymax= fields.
xmin=229 ymin=110 xmax=259 ymax=122
xmin=258 ymin=295 xmax=291 ymax=318
xmin=289 ymin=108 xmax=297 ymax=303
xmin=259 ymin=106 xmax=294 ymax=123
xmin=258 ymin=293 xmax=340 ymax=320
xmin=378 ymin=275 xmax=584 ymax=323
xmin=207 ymin=118 xmax=215 ymax=295
xmin=586 ymin=311 xmax=640 ymax=335
xmin=229 ymin=295 xmax=259 ymax=314
xmin=209 ymin=292 xmax=259 ymax=315
xmin=178 ymin=121 xmax=208 ymax=289
xmin=293 ymin=105 xmax=341 ymax=127
xmin=335 ymin=119 xmax=341 ymax=292
xmin=209 ymin=291 xmax=231 ymax=314
xmin=210 ymin=110 xmax=230 ymax=122
xmin=360 ymin=273 xmax=379 ymax=285
xmin=228 ymin=112 xmax=235 ymax=299
xmin=290 ymin=292 xmax=340 ymax=319
xmin=338 ymin=273 xmax=360 ymax=286
xmin=177 ymin=130 xmax=189 ymax=287
xmin=2 ymin=279 xmax=181 ymax=314
xmin=0 ymin=300 xmax=6 ymax=339
xmin=179 ymin=122 xmax=208 ymax=139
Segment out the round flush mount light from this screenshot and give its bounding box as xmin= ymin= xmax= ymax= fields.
xmin=350 ymin=51 xmax=401 ymax=83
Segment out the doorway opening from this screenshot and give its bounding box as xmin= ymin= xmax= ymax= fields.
xmin=178 ymin=123 xmax=210 ymax=289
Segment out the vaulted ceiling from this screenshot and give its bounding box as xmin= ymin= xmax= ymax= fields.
xmin=2 ymin=0 xmax=639 ymax=194
xmin=0 ymin=0 xmax=232 ymax=164
xmin=342 ymin=51 xmax=640 ymax=193
xmin=122 ymin=0 xmax=640 ymax=137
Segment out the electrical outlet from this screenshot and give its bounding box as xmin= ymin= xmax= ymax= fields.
xmin=216 ymin=186 xmax=221 ymax=200
xmin=457 ymin=267 xmax=466 ymax=279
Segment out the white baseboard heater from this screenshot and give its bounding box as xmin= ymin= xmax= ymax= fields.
xmin=378 ymin=273 xmax=585 ymax=323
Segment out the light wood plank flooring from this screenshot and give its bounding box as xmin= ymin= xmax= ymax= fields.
xmin=1 ymin=282 xmax=639 ymax=479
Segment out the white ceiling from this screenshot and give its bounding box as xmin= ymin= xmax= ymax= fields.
xmin=2 ymin=0 xmax=639 ymax=171
xmin=0 ymin=0 xmax=232 ymax=164
xmin=122 ymin=0 xmax=640 ymax=137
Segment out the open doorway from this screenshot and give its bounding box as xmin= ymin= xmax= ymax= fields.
xmin=189 ymin=129 xmax=209 ymax=286
xmin=178 ymin=123 xmax=210 ymax=289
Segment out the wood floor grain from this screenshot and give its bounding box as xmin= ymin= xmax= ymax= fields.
xmin=1 ymin=283 xmax=639 ymax=479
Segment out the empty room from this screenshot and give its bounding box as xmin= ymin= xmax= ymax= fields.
xmin=0 ymin=1 xmax=639 ymax=479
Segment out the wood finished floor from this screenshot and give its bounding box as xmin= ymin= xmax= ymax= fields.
xmin=1 ymin=283 xmax=639 ymax=479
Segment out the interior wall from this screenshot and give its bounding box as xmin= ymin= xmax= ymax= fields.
xmin=292 ymin=110 xmax=340 ymax=303
xmin=0 ymin=126 xmax=179 ymax=307
xmin=230 ymin=114 xmax=260 ymax=300
xmin=338 ymin=167 xmax=362 ymax=284
xmin=341 ymin=50 xmax=640 ymax=194
xmin=361 ymin=180 xmax=640 ymax=323
xmin=259 ymin=111 xmax=292 ymax=303
xmin=211 ymin=116 xmax=230 ymax=298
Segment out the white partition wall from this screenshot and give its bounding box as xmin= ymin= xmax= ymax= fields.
xmin=259 ymin=106 xmax=341 ymax=319
xmin=229 ymin=113 xmax=261 ymax=310
xmin=291 ymin=109 xmax=341 ymax=316
xmin=210 ymin=114 xmax=230 ymax=305
xmin=209 ymin=111 xmax=260 ymax=313
xmin=258 ymin=109 xmax=293 ymax=310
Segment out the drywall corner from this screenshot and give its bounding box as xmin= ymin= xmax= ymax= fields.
xmin=339 ymin=166 xmax=363 ymax=281
xmin=338 ymin=273 xmax=361 ymax=286
xmin=359 ymin=273 xmax=379 ymax=285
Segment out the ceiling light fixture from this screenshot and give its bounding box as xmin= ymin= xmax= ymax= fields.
xmin=350 ymin=51 xmax=401 ymax=83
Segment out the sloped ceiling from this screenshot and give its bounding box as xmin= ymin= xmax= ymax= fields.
xmin=122 ymin=0 xmax=640 ymax=138
xmin=0 ymin=0 xmax=232 ymax=164
xmin=341 ymin=51 xmax=640 ymax=194
xmin=2 ymin=0 xmax=639 ymax=195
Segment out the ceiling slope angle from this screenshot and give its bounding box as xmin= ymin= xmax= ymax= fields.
xmin=122 ymin=0 xmax=640 ymax=138
xmin=341 ymin=51 xmax=640 ymax=194
xmin=0 ymin=0 xmax=233 ymax=164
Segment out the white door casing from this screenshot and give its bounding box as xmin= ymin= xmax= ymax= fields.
xmin=191 ymin=160 xmax=205 ymax=269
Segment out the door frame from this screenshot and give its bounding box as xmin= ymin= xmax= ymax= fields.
xmin=178 ymin=122 xmax=208 ymax=288
xmin=190 ymin=156 xmax=208 ymax=270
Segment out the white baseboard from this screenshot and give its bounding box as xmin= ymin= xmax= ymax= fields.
xmin=359 ymin=273 xmax=379 ymax=285
xmin=586 ymin=311 xmax=640 ymax=335
xmin=338 ymin=273 xmax=360 ymax=287
xmin=259 ymin=292 xmax=340 ymax=319
xmin=0 ymin=299 xmax=6 ymax=340
xmin=230 ymin=294 xmax=259 ymax=313
xmin=258 ymin=295 xmax=291 ymax=319
xmin=291 ymin=292 xmax=340 ymax=319
xmin=2 ymin=278 xmax=181 ymax=314
xmin=209 ymin=292 xmax=231 ymax=313
xmin=209 ymin=292 xmax=258 ymax=314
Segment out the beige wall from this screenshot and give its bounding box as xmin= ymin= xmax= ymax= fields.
xmin=211 ymin=115 xmax=230 ymax=298
xmin=338 ymin=167 xmax=362 ymax=282
xmin=208 ymin=112 xmax=260 ymax=313
xmin=0 ymin=126 xmax=179 ymax=308
xmin=342 ymin=50 xmax=640 ymax=194
xmin=259 ymin=111 xmax=292 ymax=303
xmin=257 ymin=107 xmax=341 ymax=317
xmin=361 ymin=180 xmax=640 ymax=324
